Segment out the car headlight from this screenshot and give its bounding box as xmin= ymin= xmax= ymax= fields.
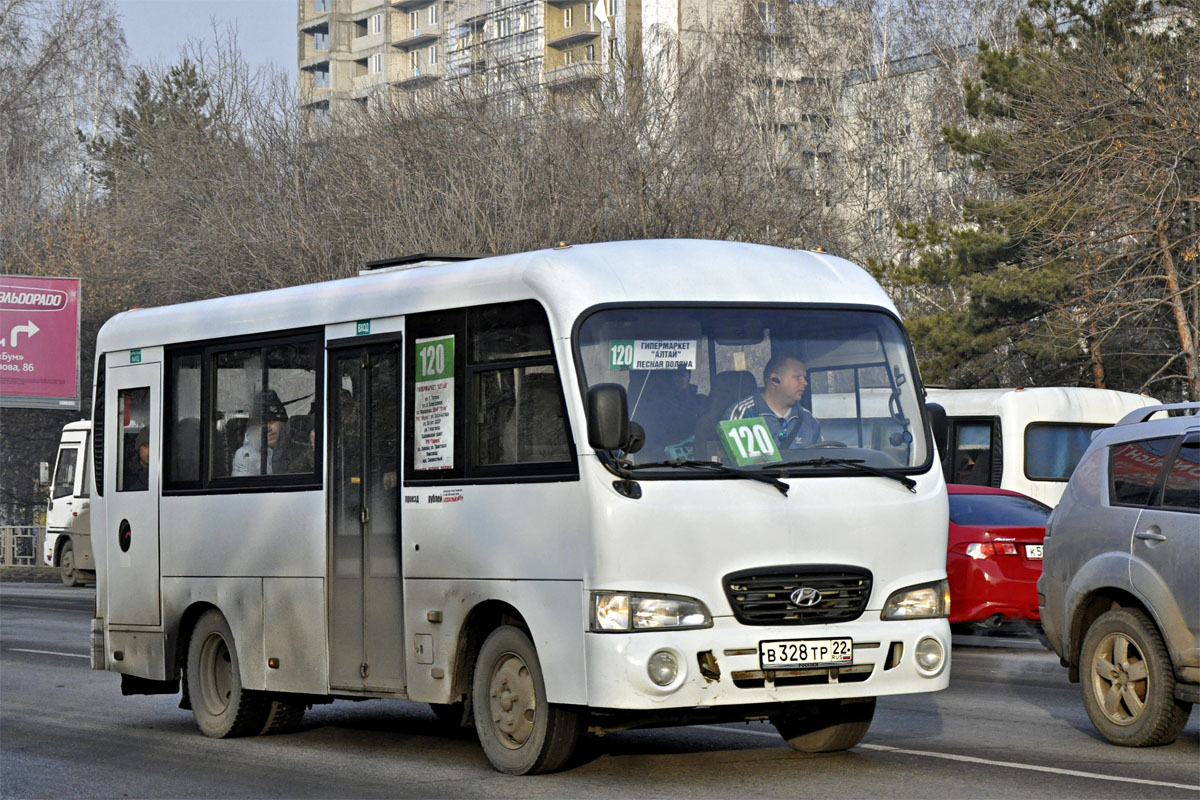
xmin=881 ymin=579 xmax=950 ymax=620
xmin=590 ymin=592 xmax=712 ymax=631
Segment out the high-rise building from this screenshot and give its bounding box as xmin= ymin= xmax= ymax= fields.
xmin=297 ymin=0 xmax=624 ymax=116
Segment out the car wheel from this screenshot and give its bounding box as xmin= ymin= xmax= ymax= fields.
xmin=1079 ymin=607 xmax=1191 ymax=746
xmin=59 ymin=541 xmax=82 ymax=587
xmin=771 ymin=696 xmax=876 ymax=752
xmin=471 ymin=625 xmax=582 ymax=774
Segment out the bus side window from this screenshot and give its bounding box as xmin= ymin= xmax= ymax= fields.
xmin=469 ymin=302 xmax=570 ymax=467
xmin=166 ymin=352 xmax=202 ymax=484
xmin=117 ymin=387 xmax=151 ymax=492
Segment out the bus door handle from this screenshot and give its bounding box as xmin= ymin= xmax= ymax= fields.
xmin=361 ymin=507 xmax=370 ymax=525
xmin=1135 ymin=529 xmax=1167 ymax=542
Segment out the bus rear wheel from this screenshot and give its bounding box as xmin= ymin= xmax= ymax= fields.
xmin=471 ymin=625 xmax=582 ymax=775
xmin=186 ymin=609 xmax=305 ymax=738
xmin=771 ymin=696 xmax=876 ymax=752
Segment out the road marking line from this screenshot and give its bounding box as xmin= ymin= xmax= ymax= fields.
xmin=697 ymin=726 xmax=1199 ymax=791
xmin=9 ymin=648 xmax=89 ymax=659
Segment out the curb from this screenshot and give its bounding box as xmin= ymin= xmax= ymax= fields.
xmin=0 ymin=566 xmax=63 ymax=583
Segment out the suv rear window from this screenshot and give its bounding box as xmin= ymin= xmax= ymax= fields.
xmin=1159 ymin=437 xmax=1199 ymax=512
xmin=948 ymin=493 xmax=1051 ymax=526
xmin=1109 ymin=437 xmax=1174 ymax=507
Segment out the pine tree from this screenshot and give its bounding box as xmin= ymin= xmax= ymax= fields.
xmin=88 ymin=60 xmax=224 ymax=194
xmin=891 ymin=0 xmax=1199 ymax=399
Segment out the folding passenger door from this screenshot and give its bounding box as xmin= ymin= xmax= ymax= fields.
xmin=104 ymin=361 xmax=162 ymax=626
xmin=327 ymin=341 xmax=405 ymax=692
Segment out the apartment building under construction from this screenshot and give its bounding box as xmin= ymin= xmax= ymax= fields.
xmin=297 ymin=0 xmax=629 ymax=115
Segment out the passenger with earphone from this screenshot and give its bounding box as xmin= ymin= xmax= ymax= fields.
xmin=723 ymin=354 xmax=822 ymax=449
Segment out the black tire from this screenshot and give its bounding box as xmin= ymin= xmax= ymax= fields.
xmin=1079 ymin=607 xmax=1191 ymax=747
xmin=59 ymin=541 xmax=82 ymax=588
xmin=186 ymin=609 xmax=305 ymax=738
xmin=471 ymin=625 xmax=582 ymax=775
xmin=771 ymin=696 xmax=876 ymax=752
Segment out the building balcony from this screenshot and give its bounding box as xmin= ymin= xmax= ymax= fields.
xmin=300 ymin=51 xmax=332 ymax=70
xmin=394 ymin=27 xmax=440 ymax=48
xmin=394 ymin=61 xmax=447 ymax=86
xmin=299 ymin=12 xmax=329 ymax=32
xmin=352 ymin=72 xmax=386 ymax=96
xmin=543 ymin=60 xmax=600 ymax=87
xmin=455 ymin=0 xmax=491 ymax=24
xmin=351 ymin=0 xmax=385 ymax=13
xmin=546 ymin=27 xmax=599 ymax=48
xmin=351 ymin=32 xmax=386 ymax=53
xmin=392 ymin=0 xmax=436 ymax=9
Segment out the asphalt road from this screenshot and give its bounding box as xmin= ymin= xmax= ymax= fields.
xmin=2 ymin=583 xmax=1197 ymax=798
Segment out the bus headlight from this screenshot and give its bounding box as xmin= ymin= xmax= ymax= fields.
xmin=881 ymin=579 xmax=950 ymax=620
xmin=590 ymin=592 xmax=712 ymax=631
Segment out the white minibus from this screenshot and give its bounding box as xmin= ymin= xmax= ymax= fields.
xmin=43 ymin=420 xmax=94 ymax=586
xmin=88 ymin=240 xmax=950 ymax=774
xmin=926 ymin=387 xmax=1159 ymax=506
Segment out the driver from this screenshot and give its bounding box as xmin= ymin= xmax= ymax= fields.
xmin=724 ymin=355 xmax=821 ymax=449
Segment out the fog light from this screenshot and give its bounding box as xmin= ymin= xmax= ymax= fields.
xmin=914 ymin=636 xmax=945 ymax=675
xmin=647 ymin=650 xmax=679 ymax=686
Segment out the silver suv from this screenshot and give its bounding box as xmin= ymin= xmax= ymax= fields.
xmin=1039 ymin=403 xmax=1198 ymax=746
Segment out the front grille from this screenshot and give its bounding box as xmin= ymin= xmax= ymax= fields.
xmin=723 ymin=565 xmax=873 ymax=625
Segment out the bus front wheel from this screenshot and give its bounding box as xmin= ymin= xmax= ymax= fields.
xmin=471 ymin=625 xmax=582 ymax=774
xmin=186 ymin=609 xmax=304 ymax=738
xmin=59 ymin=540 xmax=82 ymax=587
xmin=771 ymin=696 xmax=876 ymax=752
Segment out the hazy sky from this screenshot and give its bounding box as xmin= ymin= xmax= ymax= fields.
xmin=114 ymin=0 xmax=297 ymax=78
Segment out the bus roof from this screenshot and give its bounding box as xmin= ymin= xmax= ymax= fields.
xmin=96 ymin=240 xmax=896 ymax=353
xmin=926 ymin=387 xmax=1158 ymax=423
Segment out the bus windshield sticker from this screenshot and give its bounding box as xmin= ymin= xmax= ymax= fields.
xmin=414 ymin=334 xmax=455 ymax=470
xmin=718 ymin=417 xmax=783 ymax=466
xmin=609 ymin=339 xmax=696 ymax=370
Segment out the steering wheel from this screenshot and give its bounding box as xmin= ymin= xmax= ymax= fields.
xmin=801 ymin=440 xmax=847 ymax=449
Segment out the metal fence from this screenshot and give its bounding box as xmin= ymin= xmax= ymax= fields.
xmin=1 ymin=526 xmax=45 ymax=567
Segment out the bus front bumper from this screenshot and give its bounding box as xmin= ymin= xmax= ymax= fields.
xmin=583 ymin=615 xmax=950 ymax=710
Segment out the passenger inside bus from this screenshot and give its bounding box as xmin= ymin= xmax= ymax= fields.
xmin=232 ymin=390 xmax=313 ymax=475
xmin=629 ymin=367 xmax=705 ymax=461
xmin=125 ymin=429 xmax=150 ymax=491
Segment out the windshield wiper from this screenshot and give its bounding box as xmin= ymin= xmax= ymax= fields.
xmin=774 ymin=457 xmax=917 ymax=493
xmin=628 ymin=459 xmax=789 ymax=496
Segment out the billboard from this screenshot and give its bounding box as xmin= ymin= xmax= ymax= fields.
xmin=0 ymin=276 xmax=81 ymax=410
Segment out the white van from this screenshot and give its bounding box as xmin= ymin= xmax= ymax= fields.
xmin=43 ymin=420 xmax=94 ymax=586
xmin=926 ymin=387 xmax=1158 ymax=506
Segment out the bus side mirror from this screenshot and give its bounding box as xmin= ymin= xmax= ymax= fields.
xmin=927 ymin=402 xmax=948 ymax=459
xmin=587 ymin=384 xmax=630 ymax=452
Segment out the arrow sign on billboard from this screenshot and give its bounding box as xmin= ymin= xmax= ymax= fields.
xmin=6 ymin=320 xmax=40 ymax=347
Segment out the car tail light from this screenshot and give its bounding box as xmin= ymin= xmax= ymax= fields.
xmin=963 ymin=542 xmax=1018 ymax=559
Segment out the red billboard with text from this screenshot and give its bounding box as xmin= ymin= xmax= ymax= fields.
xmin=0 ymin=276 xmax=81 ymax=409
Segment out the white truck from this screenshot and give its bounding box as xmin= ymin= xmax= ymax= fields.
xmin=43 ymin=420 xmax=94 ymax=586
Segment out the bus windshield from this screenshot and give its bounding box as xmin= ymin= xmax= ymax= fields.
xmin=576 ymin=306 xmax=931 ymax=473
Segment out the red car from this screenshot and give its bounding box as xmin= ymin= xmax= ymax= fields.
xmin=946 ymin=485 xmax=1051 ymax=628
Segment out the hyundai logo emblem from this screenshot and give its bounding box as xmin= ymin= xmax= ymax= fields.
xmin=790 ymin=587 xmax=821 ymax=607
